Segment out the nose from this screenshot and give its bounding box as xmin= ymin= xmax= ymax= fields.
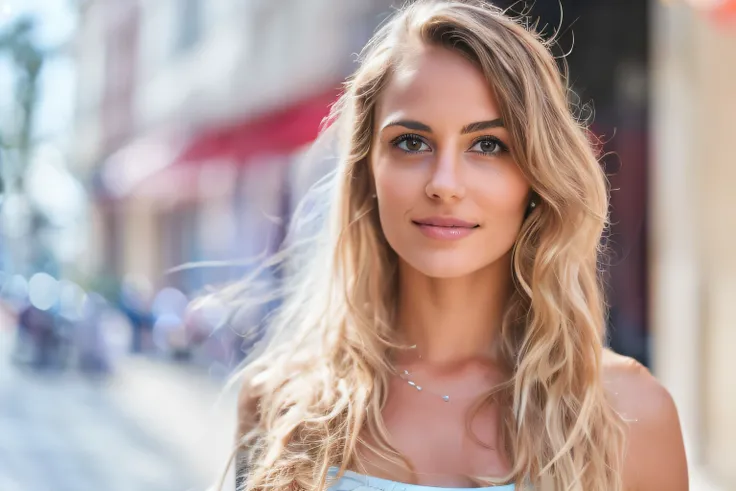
xmin=425 ymin=150 xmax=466 ymax=201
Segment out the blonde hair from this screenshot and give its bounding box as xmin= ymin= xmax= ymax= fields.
xmin=220 ymin=1 xmax=626 ymax=490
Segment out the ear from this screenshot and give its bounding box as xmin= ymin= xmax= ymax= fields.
xmin=525 ymin=190 xmax=540 ymax=219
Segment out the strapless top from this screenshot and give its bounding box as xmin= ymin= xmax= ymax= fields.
xmin=327 ymin=468 xmax=515 ymax=491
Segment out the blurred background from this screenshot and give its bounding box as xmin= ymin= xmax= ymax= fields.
xmin=0 ymin=0 xmax=733 ymax=489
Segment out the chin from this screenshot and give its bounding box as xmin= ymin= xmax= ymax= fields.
xmin=399 ymin=252 xmax=489 ymax=279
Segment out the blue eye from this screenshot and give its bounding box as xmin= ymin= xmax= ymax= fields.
xmin=469 ymin=137 xmax=508 ymax=156
xmin=392 ymin=134 xmax=431 ymax=153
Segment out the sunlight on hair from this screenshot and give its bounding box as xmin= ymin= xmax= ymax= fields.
xmin=208 ymin=2 xmax=626 ymax=490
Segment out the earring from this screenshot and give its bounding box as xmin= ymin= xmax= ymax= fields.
xmin=529 ymin=200 xmax=537 ymax=209
xmin=371 ymin=193 xmax=377 ymax=199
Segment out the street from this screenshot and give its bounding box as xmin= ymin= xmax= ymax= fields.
xmin=0 ymin=326 xmax=238 ymax=491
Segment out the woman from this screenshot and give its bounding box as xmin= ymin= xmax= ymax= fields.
xmin=228 ymin=1 xmax=688 ymax=490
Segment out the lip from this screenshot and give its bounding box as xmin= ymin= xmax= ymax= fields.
xmin=413 ymin=216 xmax=478 ymax=228
xmin=412 ymin=216 xmax=479 ymax=240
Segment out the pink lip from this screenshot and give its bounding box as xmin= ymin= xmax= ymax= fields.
xmin=412 ymin=216 xmax=479 ymax=240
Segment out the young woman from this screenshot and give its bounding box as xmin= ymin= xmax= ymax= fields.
xmin=229 ymin=1 xmax=688 ymax=490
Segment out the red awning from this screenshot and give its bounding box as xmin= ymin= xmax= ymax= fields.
xmin=176 ymin=87 xmax=341 ymax=165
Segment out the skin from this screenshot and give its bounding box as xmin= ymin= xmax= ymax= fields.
xmin=238 ymin=45 xmax=688 ymax=490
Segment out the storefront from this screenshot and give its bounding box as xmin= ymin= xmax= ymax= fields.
xmin=93 ymin=87 xmax=339 ymax=294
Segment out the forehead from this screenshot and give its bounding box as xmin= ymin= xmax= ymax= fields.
xmin=375 ymin=44 xmax=502 ymax=127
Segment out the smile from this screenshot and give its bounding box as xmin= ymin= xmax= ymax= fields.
xmin=412 ymin=217 xmax=479 ymax=240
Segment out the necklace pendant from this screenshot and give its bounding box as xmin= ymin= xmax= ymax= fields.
xmin=407 ymin=380 xmax=423 ymax=391
xmin=399 ymin=368 xmax=447 ymax=401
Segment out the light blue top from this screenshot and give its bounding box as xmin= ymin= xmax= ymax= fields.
xmin=327 ymin=468 xmax=515 ymax=491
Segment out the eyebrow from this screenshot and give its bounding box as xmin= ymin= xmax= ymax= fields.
xmin=461 ymin=119 xmax=504 ymax=134
xmin=381 ymin=118 xmax=504 ymax=134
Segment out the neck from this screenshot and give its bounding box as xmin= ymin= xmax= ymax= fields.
xmin=394 ymin=254 xmax=513 ymax=366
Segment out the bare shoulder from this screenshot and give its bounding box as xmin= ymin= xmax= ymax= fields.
xmin=602 ymin=349 xmax=688 ymax=491
xmin=601 ymin=349 xmax=663 ymax=415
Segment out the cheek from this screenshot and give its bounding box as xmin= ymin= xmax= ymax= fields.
xmin=473 ymin=168 xmax=529 ymax=219
xmin=373 ymin=151 xmax=422 ymax=192
xmin=375 ymin=170 xmax=410 ymax=205
xmin=372 ymin=157 xmax=423 ymax=245
xmin=372 ymin=154 xmax=423 ymax=212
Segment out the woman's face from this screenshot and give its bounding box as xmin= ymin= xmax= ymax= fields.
xmin=370 ymin=45 xmax=531 ymax=279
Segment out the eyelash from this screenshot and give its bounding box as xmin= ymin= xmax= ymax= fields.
xmin=389 ymin=133 xmax=509 ymax=156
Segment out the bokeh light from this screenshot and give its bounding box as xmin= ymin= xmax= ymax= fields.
xmin=57 ymin=279 xmax=86 ymax=321
xmin=27 ymin=272 xmax=59 ymax=311
xmin=151 ymin=287 xmax=189 ymax=319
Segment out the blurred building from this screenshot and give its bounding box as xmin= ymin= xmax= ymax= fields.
xmin=71 ymin=0 xmax=391 ymax=296
xmin=650 ymin=1 xmax=736 ymax=489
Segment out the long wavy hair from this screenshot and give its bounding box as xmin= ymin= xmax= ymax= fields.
xmin=219 ymin=1 xmax=626 ymax=490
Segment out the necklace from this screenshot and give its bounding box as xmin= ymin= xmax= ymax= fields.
xmin=398 ymin=368 xmax=451 ymax=402
xmin=395 ymin=343 xmax=453 ymax=402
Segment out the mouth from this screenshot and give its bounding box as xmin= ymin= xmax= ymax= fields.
xmin=411 ymin=217 xmax=480 ymax=240
xmin=411 ymin=217 xmax=480 ymax=228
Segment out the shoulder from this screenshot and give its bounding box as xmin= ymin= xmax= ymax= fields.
xmin=601 ymin=350 xmax=679 ymax=425
xmin=601 ymin=349 xmax=688 ymax=491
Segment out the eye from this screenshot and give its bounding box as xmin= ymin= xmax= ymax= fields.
xmin=469 ymin=137 xmax=508 ymax=156
xmin=392 ymin=134 xmax=432 ymax=153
